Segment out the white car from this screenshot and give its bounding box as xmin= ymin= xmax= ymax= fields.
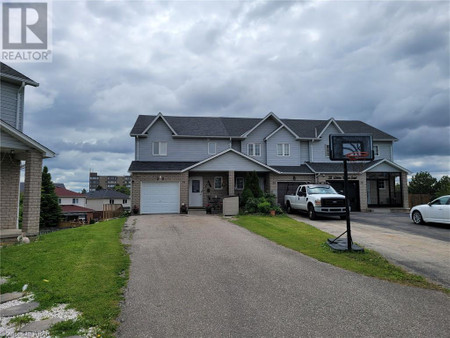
xmin=410 ymin=195 xmax=450 ymax=225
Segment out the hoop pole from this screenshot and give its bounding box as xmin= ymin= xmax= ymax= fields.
xmin=343 ymin=159 xmax=352 ymax=251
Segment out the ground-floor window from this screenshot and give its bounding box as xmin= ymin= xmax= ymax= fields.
xmin=367 ymin=172 xmax=402 ymax=207
xmin=236 ymin=177 xmax=244 ymax=190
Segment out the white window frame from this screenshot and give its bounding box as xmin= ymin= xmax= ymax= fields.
xmin=247 ymin=143 xmax=261 ymax=157
xmin=208 ymin=142 xmax=217 ymax=155
xmin=214 ymin=176 xmax=223 ymax=190
xmin=123 ymin=199 xmax=128 ymax=204
xmin=109 ymin=199 xmax=114 ymax=204
xmin=152 ymin=141 xmax=167 ymax=156
xmin=72 ymin=198 xmax=78 ymax=204
xmin=277 ymin=143 xmax=290 ymax=157
xmin=236 ymin=177 xmax=245 ymax=190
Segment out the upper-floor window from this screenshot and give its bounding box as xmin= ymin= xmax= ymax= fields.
xmin=58 ymin=198 xmax=61 ymax=204
xmin=374 ymin=145 xmax=379 ymax=156
xmin=236 ymin=177 xmax=244 ymax=190
xmin=153 ymin=141 xmax=167 ymax=156
xmin=208 ymin=142 xmax=217 ymax=155
xmin=214 ymin=177 xmax=223 ymax=190
xmin=72 ymin=198 xmax=79 ymax=204
xmin=247 ymin=143 xmax=261 ymax=156
xmin=277 ymin=143 xmax=290 ymax=156
xmin=123 ymin=199 xmax=128 ymax=204
xmin=109 ymin=199 xmax=114 ymax=204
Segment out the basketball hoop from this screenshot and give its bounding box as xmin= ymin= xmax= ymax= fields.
xmin=345 ymin=151 xmax=369 ymax=161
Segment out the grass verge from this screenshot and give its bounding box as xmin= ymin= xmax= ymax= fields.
xmin=0 ymin=218 xmax=130 ymax=336
xmin=232 ymin=215 xmax=448 ymax=293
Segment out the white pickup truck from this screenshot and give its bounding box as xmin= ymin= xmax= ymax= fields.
xmin=284 ymin=184 xmax=347 ymax=220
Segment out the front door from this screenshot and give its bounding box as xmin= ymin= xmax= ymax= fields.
xmin=189 ymin=177 xmax=203 ymax=207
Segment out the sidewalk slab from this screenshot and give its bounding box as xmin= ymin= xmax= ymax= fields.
xmin=0 ymin=292 xmax=23 ymax=304
xmin=0 ymin=302 xmax=39 ymax=317
xmin=19 ymin=318 xmax=64 ymax=332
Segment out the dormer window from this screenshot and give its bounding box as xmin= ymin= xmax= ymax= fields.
xmin=153 ymin=142 xmax=167 ymax=156
xmin=248 ymin=143 xmax=261 ymax=156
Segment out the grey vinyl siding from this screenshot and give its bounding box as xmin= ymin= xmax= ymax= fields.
xmin=137 ymin=119 xmax=230 ymax=161
xmin=242 ymin=118 xmax=279 ymax=164
xmin=191 ymin=151 xmax=270 ymax=172
xmin=367 ymin=162 xmax=400 ymax=172
xmin=373 ymin=142 xmax=393 ymax=161
xmin=267 ymin=128 xmax=300 ymax=166
xmin=1 ymin=132 xmax=31 ymax=150
xmin=300 ymin=141 xmax=310 ymax=163
xmin=311 ymin=124 xmax=341 ymax=162
xmin=1 ymin=81 xmax=22 ymax=130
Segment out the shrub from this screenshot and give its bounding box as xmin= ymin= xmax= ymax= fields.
xmin=257 ymin=201 xmax=271 ymax=214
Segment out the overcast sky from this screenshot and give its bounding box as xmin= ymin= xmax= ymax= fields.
xmin=13 ymin=0 xmax=450 ymax=192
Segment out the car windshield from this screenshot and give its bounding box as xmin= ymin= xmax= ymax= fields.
xmin=307 ymin=186 xmax=338 ymax=194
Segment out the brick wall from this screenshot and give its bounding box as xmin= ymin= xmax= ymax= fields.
xmin=22 ymin=151 xmax=43 ymax=235
xmin=0 ymin=152 xmax=21 ymax=230
xmin=131 ymin=172 xmax=189 ymax=213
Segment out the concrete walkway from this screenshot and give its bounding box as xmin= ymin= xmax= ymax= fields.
xmin=118 ymin=215 xmax=449 ymax=337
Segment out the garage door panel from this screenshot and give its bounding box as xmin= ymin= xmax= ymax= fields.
xmin=141 ymin=182 xmax=180 ymax=214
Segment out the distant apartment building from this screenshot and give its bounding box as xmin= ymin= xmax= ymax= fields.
xmin=89 ymin=172 xmax=131 ymax=191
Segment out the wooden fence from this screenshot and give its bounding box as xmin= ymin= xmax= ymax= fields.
xmin=102 ymin=204 xmax=124 ymax=220
xmin=409 ymin=194 xmax=432 ymax=208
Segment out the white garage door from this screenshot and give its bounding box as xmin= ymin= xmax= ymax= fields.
xmin=141 ymin=182 xmax=180 ymax=214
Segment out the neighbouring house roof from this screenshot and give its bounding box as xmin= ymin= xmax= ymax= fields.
xmin=0 ymin=119 xmax=55 ymax=158
xmin=60 ymin=205 xmax=94 ymax=214
xmin=0 ymin=62 xmax=39 ymax=86
xmin=129 ymin=161 xmax=197 ymax=172
xmin=20 ymin=182 xmax=65 ymax=193
xmin=55 ymin=187 xmax=85 ymax=198
xmin=84 ymin=189 xmax=129 ymax=199
xmin=130 ymin=114 xmax=397 ymax=141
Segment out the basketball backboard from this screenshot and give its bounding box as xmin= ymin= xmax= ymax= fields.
xmin=329 ymin=134 xmax=373 ymax=161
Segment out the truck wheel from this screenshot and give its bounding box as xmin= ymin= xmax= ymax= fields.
xmin=286 ymin=202 xmax=292 ymax=214
xmin=308 ymin=205 xmax=316 ymax=220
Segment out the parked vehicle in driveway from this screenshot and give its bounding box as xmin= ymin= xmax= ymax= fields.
xmin=410 ymin=195 xmax=450 ymax=225
xmin=284 ymin=184 xmax=346 ymax=220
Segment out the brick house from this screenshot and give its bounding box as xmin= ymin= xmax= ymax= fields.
xmin=0 ymin=63 xmax=55 ymax=239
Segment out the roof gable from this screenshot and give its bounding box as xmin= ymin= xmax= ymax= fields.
xmin=183 ymin=149 xmax=279 ymax=173
xmin=0 ymin=62 xmax=38 ymax=86
xmin=317 ymin=118 xmax=344 ymax=138
xmin=55 ymin=187 xmax=85 ymax=198
xmin=140 ymin=113 xmax=177 ymax=136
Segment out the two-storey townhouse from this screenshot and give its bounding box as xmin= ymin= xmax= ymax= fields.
xmin=129 ymin=112 xmax=409 ymax=214
xmin=55 ymin=186 xmax=94 ymax=224
xmin=0 ymin=62 xmax=55 ymax=238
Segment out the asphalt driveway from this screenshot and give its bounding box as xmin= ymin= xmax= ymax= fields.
xmin=118 ymin=215 xmax=449 ymax=337
xmin=289 ymin=212 xmax=450 ymax=288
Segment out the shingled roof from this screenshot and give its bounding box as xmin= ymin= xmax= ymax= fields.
xmin=85 ymin=189 xmax=129 ymax=199
xmin=131 ymin=114 xmax=397 ymax=141
xmin=0 ymin=62 xmax=38 ymax=86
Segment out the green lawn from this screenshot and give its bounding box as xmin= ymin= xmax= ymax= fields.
xmin=232 ymin=215 xmax=448 ymax=293
xmin=0 ymin=218 xmax=130 ymax=336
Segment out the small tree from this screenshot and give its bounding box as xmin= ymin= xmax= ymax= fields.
xmin=81 ymin=188 xmax=87 ymax=194
xmin=114 ymin=184 xmax=130 ymax=196
xmin=434 ymin=175 xmax=450 ymax=198
xmin=408 ymin=171 xmax=437 ymax=195
xmin=40 ymin=166 xmax=61 ymax=227
xmin=241 ymin=171 xmax=262 ymax=206
xmin=96 ymin=185 xmax=103 ymax=191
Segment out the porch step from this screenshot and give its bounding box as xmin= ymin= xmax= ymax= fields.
xmin=189 ymin=208 xmax=207 ymax=215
